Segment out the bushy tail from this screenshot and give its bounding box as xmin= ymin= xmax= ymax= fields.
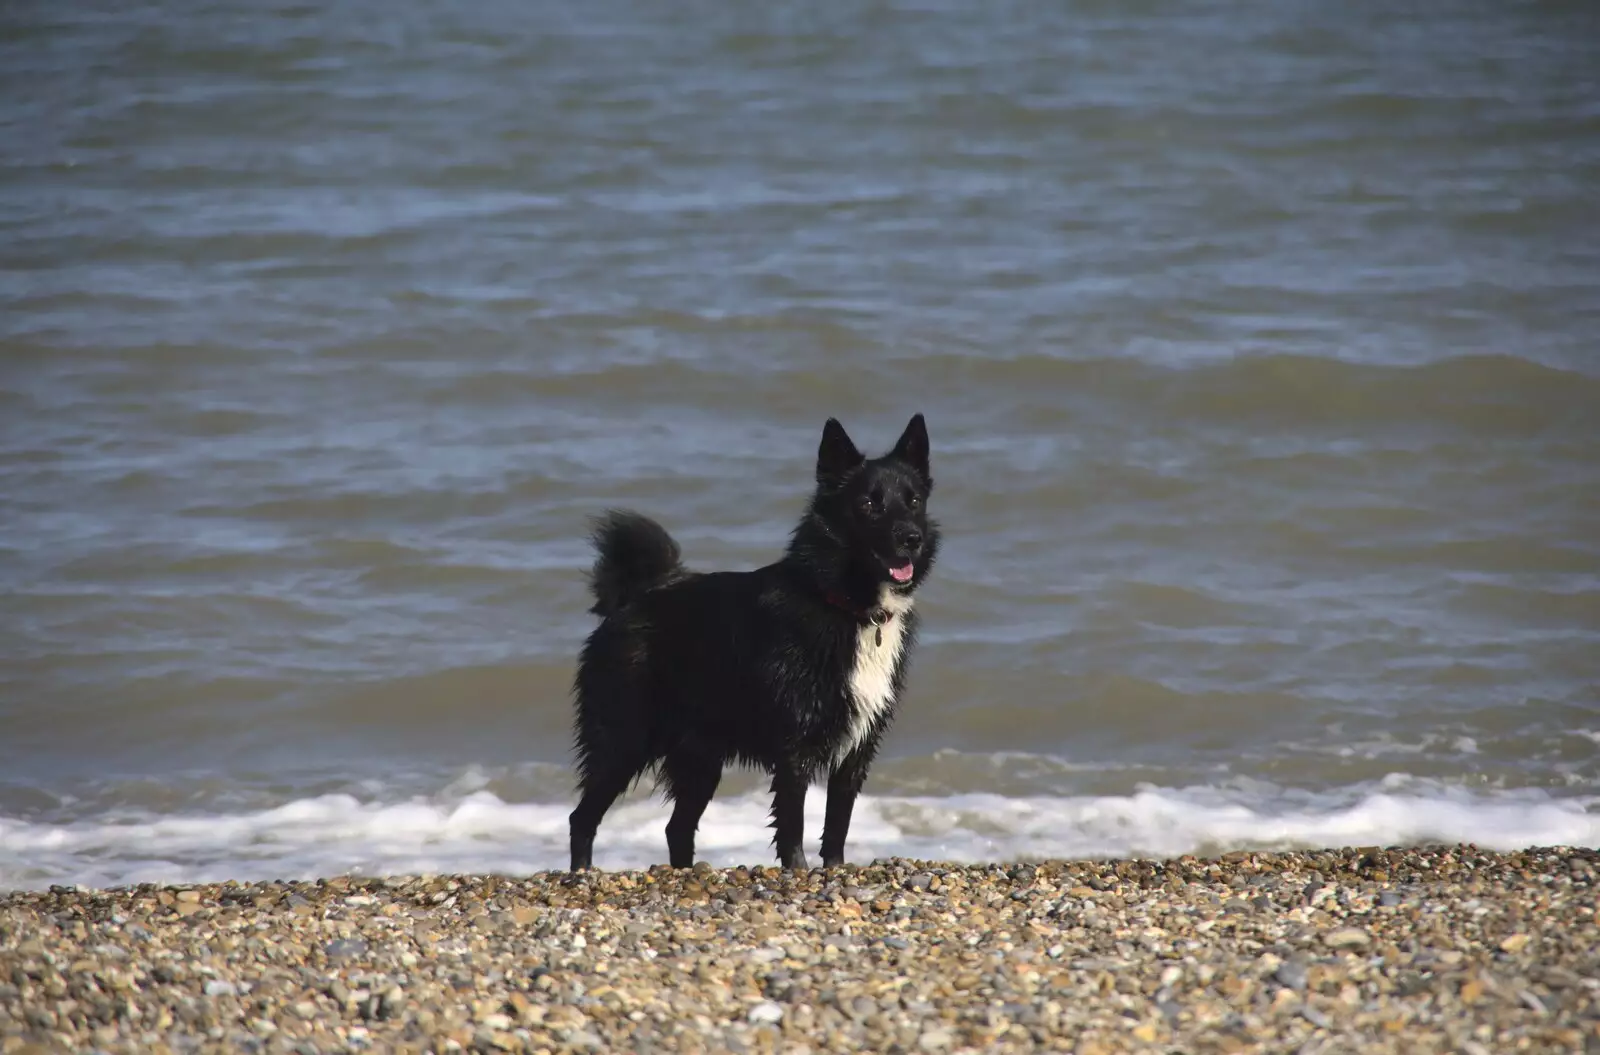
xmin=586 ymin=510 xmax=686 ymax=617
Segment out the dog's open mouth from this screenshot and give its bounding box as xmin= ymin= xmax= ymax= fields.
xmin=887 ymin=562 xmax=914 ymax=583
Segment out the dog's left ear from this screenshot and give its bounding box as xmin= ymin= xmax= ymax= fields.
xmin=891 ymin=413 xmax=930 ymax=481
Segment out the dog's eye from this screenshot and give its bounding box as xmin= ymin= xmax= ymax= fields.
xmin=857 ymin=495 xmax=880 ymax=517
xmin=907 ymin=494 xmax=921 ymax=510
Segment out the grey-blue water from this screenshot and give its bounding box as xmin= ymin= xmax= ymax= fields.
xmin=2 ymin=0 xmax=1599 ymax=889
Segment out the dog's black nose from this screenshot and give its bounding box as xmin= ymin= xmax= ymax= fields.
xmin=896 ymin=527 xmax=923 ymax=555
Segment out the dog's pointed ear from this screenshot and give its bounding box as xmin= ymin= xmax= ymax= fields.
xmin=817 ymin=417 xmax=864 ymax=487
xmin=891 ymin=412 xmax=930 ymax=480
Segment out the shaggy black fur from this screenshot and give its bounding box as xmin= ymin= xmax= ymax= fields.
xmin=569 ymin=414 xmax=940 ymax=870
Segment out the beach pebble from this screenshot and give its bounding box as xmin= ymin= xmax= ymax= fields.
xmin=1323 ymin=927 xmax=1371 ymax=949
xmin=1273 ymin=961 xmax=1309 ymax=991
xmin=324 ymin=938 xmax=368 ymax=960
xmin=1 ymin=847 xmax=1594 ymax=1054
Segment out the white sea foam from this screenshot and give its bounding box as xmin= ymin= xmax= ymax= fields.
xmin=3 ymin=777 xmax=1597 ymax=891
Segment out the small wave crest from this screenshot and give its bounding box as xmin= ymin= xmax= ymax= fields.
xmin=3 ymin=775 xmax=1595 ymax=891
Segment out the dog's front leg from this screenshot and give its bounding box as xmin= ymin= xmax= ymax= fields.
xmin=820 ymin=748 xmax=874 ymax=867
xmin=768 ymin=765 xmax=810 ymax=869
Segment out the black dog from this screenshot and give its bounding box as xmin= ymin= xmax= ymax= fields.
xmin=569 ymin=414 xmax=939 ymax=871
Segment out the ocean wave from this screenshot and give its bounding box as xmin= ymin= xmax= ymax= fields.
xmin=4 ymin=774 xmax=1594 ymax=891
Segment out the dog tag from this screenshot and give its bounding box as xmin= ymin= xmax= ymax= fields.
xmin=875 ymin=624 xmax=883 ymax=647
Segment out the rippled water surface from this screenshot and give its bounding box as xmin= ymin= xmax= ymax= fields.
xmin=3 ymin=0 xmax=1599 ymax=888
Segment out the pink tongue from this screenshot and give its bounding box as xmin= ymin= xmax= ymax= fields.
xmin=889 ymin=563 xmax=914 ymax=583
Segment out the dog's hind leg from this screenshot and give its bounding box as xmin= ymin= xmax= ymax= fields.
xmin=570 ymin=635 xmax=652 ymax=871
xmin=569 ymin=764 xmax=636 ymax=872
xmin=768 ymin=764 xmax=811 ymax=870
xmin=661 ymin=746 xmax=722 ymax=868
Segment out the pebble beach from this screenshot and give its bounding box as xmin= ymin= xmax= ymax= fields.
xmin=3 ymin=846 xmax=1598 ymax=1054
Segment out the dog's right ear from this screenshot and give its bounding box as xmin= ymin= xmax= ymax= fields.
xmin=816 ymin=418 xmax=864 ymax=487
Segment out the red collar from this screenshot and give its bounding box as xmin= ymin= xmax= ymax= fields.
xmin=824 ymin=590 xmax=893 ymax=626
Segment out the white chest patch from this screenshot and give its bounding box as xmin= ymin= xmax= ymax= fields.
xmin=839 ymin=591 xmax=914 ymax=764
